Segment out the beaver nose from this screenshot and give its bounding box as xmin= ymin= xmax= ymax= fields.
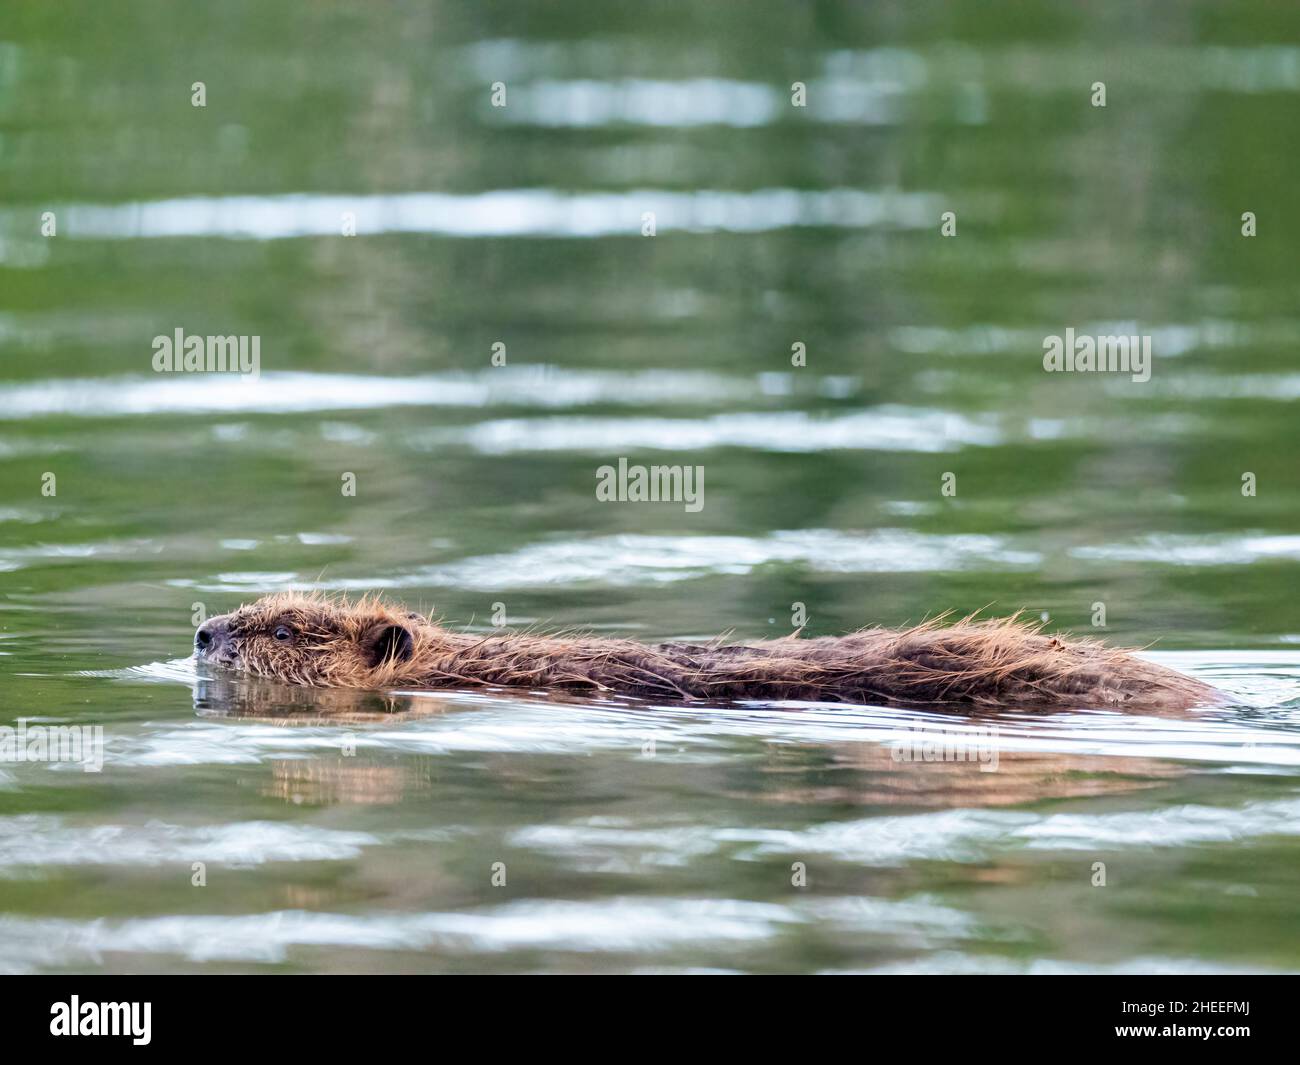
xmin=195 ymin=617 xmax=229 ymax=653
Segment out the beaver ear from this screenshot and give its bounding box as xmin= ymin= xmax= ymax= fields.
xmin=363 ymin=622 xmax=414 ymax=667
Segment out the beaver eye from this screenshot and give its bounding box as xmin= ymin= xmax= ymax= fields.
xmin=273 ymin=625 xmax=294 ymax=642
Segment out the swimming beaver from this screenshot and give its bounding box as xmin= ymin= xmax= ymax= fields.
xmin=192 ymin=592 xmax=1220 ymax=710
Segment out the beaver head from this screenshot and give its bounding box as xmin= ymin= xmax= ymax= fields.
xmin=194 ymin=592 xmax=431 ymax=687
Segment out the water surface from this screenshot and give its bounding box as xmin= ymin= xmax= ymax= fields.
xmin=1 ymin=2 xmax=1298 ymax=974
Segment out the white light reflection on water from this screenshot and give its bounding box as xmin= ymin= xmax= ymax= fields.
xmin=14 ymin=187 xmax=942 ymax=241
xmin=0 ymin=898 xmax=799 ymax=970
xmin=0 ymin=368 xmax=756 ymax=419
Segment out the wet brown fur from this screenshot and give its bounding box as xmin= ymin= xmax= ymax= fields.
xmin=194 ymin=592 xmax=1222 ymax=711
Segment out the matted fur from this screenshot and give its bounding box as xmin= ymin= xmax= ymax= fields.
xmin=194 ymin=592 xmax=1221 ymax=710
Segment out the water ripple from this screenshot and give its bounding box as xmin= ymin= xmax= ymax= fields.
xmin=0 ymin=368 xmax=757 ymax=420
xmin=0 ymin=816 xmax=377 ymax=873
xmin=173 ymin=529 xmax=1041 ymax=595
xmin=416 ymin=407 xmax=1001 ymax=454
xmin=17 ymin=188 xmax=943 ymax=241
xmin=0 ymin=898 xmax=797 ymax=969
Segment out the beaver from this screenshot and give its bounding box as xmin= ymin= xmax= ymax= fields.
xmin=192 ymin=592 xmax=1221 ymax=710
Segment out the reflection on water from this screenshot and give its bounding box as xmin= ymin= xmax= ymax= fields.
xmin=0 ymin=368 xmax=760 ymax=418
xmin=3 ymin=2 xmax=1300 ymax=973
xmin=26 ymin=188 xmax=944 ymax=242
xmin=0 ymin=652 xmax=1295 ymax=973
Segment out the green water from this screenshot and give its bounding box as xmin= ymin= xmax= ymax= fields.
xmin=0 ymin=1 xmax=1298 ymax=973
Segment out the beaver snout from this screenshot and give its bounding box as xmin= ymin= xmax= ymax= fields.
xmin=195 ymin=616 xmax=234 ymax=662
